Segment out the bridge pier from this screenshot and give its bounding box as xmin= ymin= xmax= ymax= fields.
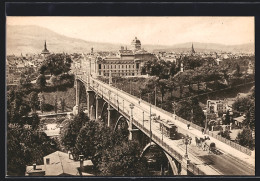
xmin=75 ymin=80 xmax=79 ymax=107
xmin=107 ymin=104 xmax=117 ymax=128
xmin=96 ymin=96 xmax=103 ymax=121
xmin=87 ymin=90 xmax=95 ymax=118
xmin=128 ymin=128 xmax=140 ymax=141
xmin=180 ymin=158 xmax=190 ymax=175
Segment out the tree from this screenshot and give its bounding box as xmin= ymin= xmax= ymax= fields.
xmin=189 ymin=97 xmax=205 ymax=127
xmin=38 ymin=93 xmax=45 ymax=113
xmin=158 ymin=79 xmax=168 ymax=103
xmin=7 ymin=89 xmax=30 ymax=124
xmin=75 ymin=120 xmax=99 ymax=160
xmin=36 ymin=74 xmax=46 ymax=89
xmin=98 ymin=141 xmax=149 ymax=176
xmin=29 ymin=91 xmax=39 ymax=113
xmin=7 ymin=127 xmax=57 ymax=176
xmin=218 ymin=130 xmax=231 ymax=140
xmin=223 ymin=110 xmax=231 ymax=125
xmin=60 ymin=97 xmax=66 ymax=112
xmin=166 ymin=79 xmax=176 ymax=98
xmin=60 ymin=111 xmax=89 ymax=155
xmin=7 ymin=128 xmax=27 ymax=176
xmin=19 ymin=75 xmax=32 ymax=90
xmin=236 ymin=128 xmax=254 ymax=150
xmin=233 ymin=97 xmax=254 ymax=114
xmin=244 ymin=104 xmax=255 ymax=130
xmin=54 ymin=95 xmax=58 ymax=113
xmin=31 ymin=113 xmax=40 ymax=130
xmin=176 ymin=100 xmax=192 ymax=121
xmin=43 ymin=53 xmax=72 ymax=76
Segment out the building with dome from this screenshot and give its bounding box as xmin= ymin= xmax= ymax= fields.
xmin=86 ymin=37 xmax=156 ymax=77
xmin=131 ymin=37 xmax=141 ymax=51
xmin=41 ymin=40 xmax=50 ymax=57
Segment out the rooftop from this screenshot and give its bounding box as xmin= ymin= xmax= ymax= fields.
xmin=43 ymin=151 xmax=93 ymax=176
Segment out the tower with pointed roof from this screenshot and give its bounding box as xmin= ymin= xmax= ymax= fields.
xmin=41 ymin=40 xmax=50 ymax=57
xmin=191 ymin=43 xmax=196 ymax=54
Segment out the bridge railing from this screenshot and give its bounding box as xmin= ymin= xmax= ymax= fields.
xmin=132 ymin=118 xmax=205 ymax=175
xmin=78 ymin=75 xmax=252 ymax=156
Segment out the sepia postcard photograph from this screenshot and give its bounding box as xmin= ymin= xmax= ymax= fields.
xmin=6 ymin=16 xmax=255 ymax=177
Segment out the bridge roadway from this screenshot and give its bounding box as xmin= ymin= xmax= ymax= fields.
xmin=78 ymin=75 xmax=254 ymax=175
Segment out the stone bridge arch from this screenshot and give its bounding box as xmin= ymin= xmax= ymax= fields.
xmin=113 ymin=115 xmax=130 ymax=132
xmin=141 ymin=142 xmax=180 ymax=175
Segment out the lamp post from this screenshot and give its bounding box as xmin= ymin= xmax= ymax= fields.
xmin=123 ymin=100 xmax=124 ymax=112
xmin=172 ymin=102 xmax=176 ymax=114
xmin=204 ymin=108 xmax=209 ymax=134
xmin=172 ymin=102 xmax=176 ymax=120
xmin=143 ymin=111 xmax=144 ymax=126
xmin=129 ymin=103 xmax=135 ymax=140
xmin=154 ymin=86 xmax=157 ymax=106
xmin=162 ymin=123 xmax=164 ymax=142
xmin=183 ymin=135 xmax=192 ymax=159
xmin=150 ymin=103 xmax=152 ymax=145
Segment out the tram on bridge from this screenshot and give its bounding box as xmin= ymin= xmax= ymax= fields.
xmin=157 ymin=119 xmax=178 ymax=139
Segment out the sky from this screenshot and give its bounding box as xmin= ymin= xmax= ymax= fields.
xmin=7 ymin=16 xmax=254 ymax=46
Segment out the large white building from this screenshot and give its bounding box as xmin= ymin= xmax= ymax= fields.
xmin=84 ymin=37 xmax=156 ymax=77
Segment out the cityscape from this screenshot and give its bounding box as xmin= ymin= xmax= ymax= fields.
xmin=6 ymin=17 xmax=255 ymax=176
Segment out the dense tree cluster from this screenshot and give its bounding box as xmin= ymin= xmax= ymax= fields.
xmin=7 ymin=88 xmax=57 ymax=176
xmin=236 ymin=128 xmax=255 ymax=150
xmin=7 ymin=127 xmax=58 ymax=176
xmin=60 ymin=111 xmax=149 ymax=176
xmin=39 ymin=53 xmax=72 ymax=76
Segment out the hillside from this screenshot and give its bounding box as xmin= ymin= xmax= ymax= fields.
xmin=152 ymin=42 xmax=254 ymax=53
xmin=6 ymin=25 xmax=121 ymax=55
xmin=6 ymin=25 xmax=254 ymax=55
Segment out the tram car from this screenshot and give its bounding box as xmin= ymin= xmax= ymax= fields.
xmin=158 ymin=119 xmax=178 ymax=139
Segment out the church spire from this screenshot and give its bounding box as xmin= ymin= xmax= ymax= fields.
xmin=191 ymin=43 xmax=195 ymax=54
xmin=44 ymin=40 xmax=47 ymax=51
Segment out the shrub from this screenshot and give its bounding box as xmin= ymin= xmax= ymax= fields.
xmin=42 ymin=103 xmax=54 ymax=112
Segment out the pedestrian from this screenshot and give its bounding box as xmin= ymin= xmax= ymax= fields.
xmin=187 ymin=124 xmax=190 ymax=129
xmin=202 ymin=128 xmax=204 ymax=135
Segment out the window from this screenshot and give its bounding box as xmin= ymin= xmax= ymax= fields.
xmin=133 ymin=65 xmax=134 ymax=68
xmin=111 ymin=65 xmax=112 ymax=69
xmin=122 ymin=65 xmax=124 ymax=68
xmin=104 ymin=65 xmax=106 ymax=69
xmin=46 ymin=158 xmax=50 ymax=165
xmin=99 ymin=64 xmax=101 ymax=69
xmin=115 ymin=65 xmax=116 ymax=68
xmin=136 ymin=63 xmax=139 ymax=69
xmin=119 ymin=65 xmax=120 ymax=68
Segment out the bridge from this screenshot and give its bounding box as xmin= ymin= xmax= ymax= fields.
xmin=74 ymin=72 xmax=255 ymax=175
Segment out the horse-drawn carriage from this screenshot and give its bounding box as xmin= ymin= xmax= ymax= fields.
xmin=195 ymin=136 xmax=217 ymax=154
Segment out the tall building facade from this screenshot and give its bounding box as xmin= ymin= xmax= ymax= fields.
xmin=86 ymin=37 xmax=156 ymax=77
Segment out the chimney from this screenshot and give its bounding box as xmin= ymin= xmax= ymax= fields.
xmin=33 ymin=163 xmax=36 ymax=170
xmin=79 ymin=155 xmax=84 ymax=171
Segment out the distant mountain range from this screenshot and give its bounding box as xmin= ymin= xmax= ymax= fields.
xmin=6 ymin=25 xmax=254 ymax=55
